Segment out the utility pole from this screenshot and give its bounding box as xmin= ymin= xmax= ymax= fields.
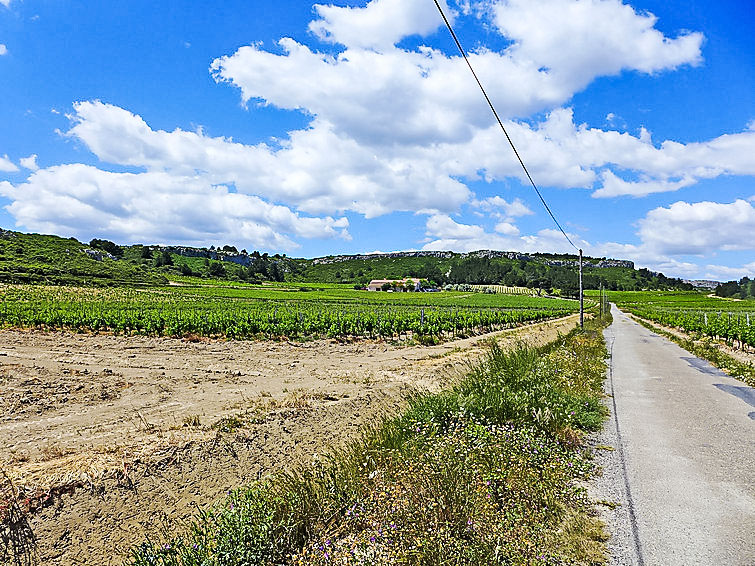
xmin=579 ymin=248 xmax=584 ymax=328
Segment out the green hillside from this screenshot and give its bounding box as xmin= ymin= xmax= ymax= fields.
xmin=0 ymin=228 xmax=695 ymax=293
xmin=0 ymin=229 xmax=166 ymax=286
xmin=291 ymin=251 xmax=693 ymax=294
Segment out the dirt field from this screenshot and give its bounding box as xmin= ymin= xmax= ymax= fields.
xmin=1 ymin=314 xmax=579 ymax=565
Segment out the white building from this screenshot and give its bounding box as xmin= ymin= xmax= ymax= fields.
xmin=367 ymin=278 xmax=422 ymax=292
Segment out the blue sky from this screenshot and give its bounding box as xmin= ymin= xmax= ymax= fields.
xmin=0 ymin=0 xmax=753 ymax=280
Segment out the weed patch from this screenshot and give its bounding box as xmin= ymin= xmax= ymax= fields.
xmin=130 ymin=318 xmax=611 ymax=566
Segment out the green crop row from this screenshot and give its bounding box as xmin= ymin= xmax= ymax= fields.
xmin=626 ymin=308 xmax=755 ymax=348
xmin=604 ymin=291 xmax=755 ymax=348
xmin=0 ymin=285 xmax=578 ymax=341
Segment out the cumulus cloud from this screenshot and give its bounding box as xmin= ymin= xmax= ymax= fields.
xmin=66 ymin=101 xmax=470 ymax=218
xmin=426 ymin=214 xmax=485 ymax=240
xmin=637 ymin=199 xmax=755 ymax=255
xmin=203 ymin=1 xmax=742 ymax=207
xmin=309 ymin=0 xmax=451 ymax=50
xmin=67 ymin=97 xmax=755 ymax=234
xmin=211 ymin=0 xmax=702 ymax=149
xmin=586 ymin=200 xmax=755 ymax=276
xmin=0 ymin=44 xmax=7 ymax=56
xmin=421 ymin=197 xmax=755 ymax=279
xmin=494 ymin=222 xmax=520 ymax=236
xmin=594 ymin=170 xmax=696 ymax=198
xmin=492 ymin=0 xmax=702 ymax=90
xmin=19 ymin=154 xmax=39 ymax=171
xmin=0 ymin=164 xmax=350 ymax=250
xmin=3 ymin=0 xmax=747 ymax=270
xmin=0 ymin=154 xmax=18 ymax=172
xmin=475 ymin=196 xmax=533 ymax=219
xmin=423 ymin=213 xmax=586 ymax=255
xmin=473 ymin=108 xmax=755 ymax=197
xmin=704 ymin=263 xmax=755 ymax=281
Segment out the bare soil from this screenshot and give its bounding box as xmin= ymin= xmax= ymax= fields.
xmin=1 ymin=315 xmax=579 ymax=566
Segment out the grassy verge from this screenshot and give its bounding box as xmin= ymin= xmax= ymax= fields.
xmin=631 ymin=316 xmax=755 ymax=387
xmin=129 ymin=316 xmax=611 ymax=566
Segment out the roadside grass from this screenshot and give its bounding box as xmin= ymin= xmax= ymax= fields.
xmin=129 ymin=316 xmax=611 ymax=566
xmin=632 ymin=317 xmax=755 ymax=387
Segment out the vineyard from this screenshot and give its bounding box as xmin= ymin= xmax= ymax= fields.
xmin=0 ymin=284 xmax=581 ymax=341
xmin=607 ymin=291 xmax=755 ymax=350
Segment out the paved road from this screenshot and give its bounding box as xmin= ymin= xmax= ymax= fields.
xmin=602 ymin=305 xmax=755 ymax=565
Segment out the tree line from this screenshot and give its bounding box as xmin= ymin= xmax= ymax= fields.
xmin=715 ymin=277 xmax=755 ymax=300
xmin=383 ymin=257 xmax=691 ymax=297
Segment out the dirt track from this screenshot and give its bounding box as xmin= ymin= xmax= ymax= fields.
xmin=1 ymin=314 xmax=579 ymax=565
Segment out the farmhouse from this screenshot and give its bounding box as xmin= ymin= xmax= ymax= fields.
xmin=367 ymin=278 xmax=422 ymax=292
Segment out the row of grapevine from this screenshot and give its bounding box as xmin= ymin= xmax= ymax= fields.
xmin=0 ymin=285 xmax=576 ymax=341
xmin=628 ymin=307 xmax=755 ymax=349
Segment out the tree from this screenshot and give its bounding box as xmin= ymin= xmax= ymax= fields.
xmin=209 ymin=262 xmax=226 ymax=277
xmin=90 ymin=238 xmax=124 ymax=257
xmin=155 ymin=250 xmax=173 ymax=267
xmin=268 ymin=262 xmax=284 ymax=282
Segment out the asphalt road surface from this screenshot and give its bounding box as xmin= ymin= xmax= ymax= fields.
xmin=601 ymin=305 xmax=755 ymax=565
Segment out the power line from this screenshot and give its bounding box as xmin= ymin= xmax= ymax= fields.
xmin=432 ymin=0 xmax=577 ymax=251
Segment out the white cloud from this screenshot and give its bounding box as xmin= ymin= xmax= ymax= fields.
xmin=589 ymin=240 xmax=702 ymax=277
xmin=65 ymin=94 xmax=755 ymax=241
xmin=66 ymin=101 xmax=471 ymax=218
xmin=0 ymin=154 xmax=18 ymax=172
xmin=420 ymin=197 xmax=755 ymax=280
xmin=491 ymin=0 xmax=703 ymax=92
xmin=594 ymin=170 xmax=696 ymax=198
xmin=703 ymin=263 xmax=755 ymax=281
xmin=0 ymin=1 xmax=10 ymax=8
xmin=57 ymin=1 xmax=723 ymax=232
xmin=4 ymin=0 xmax=747 ymax=273
xmin=0 ymin=44 xmax=7 ymax=56
xmin=423 ymin=215 xmax=585 ymax=255
xmin=0 ymin=164 xmax=350 ymax=250
xmin=638 ymin=199 xmax=755 ymax=255
xmin=476 ymin=196 xmax=533 ymax=219
xmin=467 ymin=108 xmax=755 ymax=198
xmin=425 ymin=214 xmax=485 ymax=240
xmin=309 ymin=0 xmax=451 ymax=50
xmin=19 ymin=154 xmax=39 ymax=171
xmin=211 ymin=0 xmax=702 ymax=149
xmin=494 ymin=221 xmax=520 ymax=236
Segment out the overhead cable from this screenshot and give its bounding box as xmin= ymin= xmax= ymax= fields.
xmin=432 ymin=0 xmax=578 ymax=251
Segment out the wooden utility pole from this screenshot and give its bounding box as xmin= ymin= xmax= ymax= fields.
xmin=579 ymin=248 xmax=584 ymax=328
